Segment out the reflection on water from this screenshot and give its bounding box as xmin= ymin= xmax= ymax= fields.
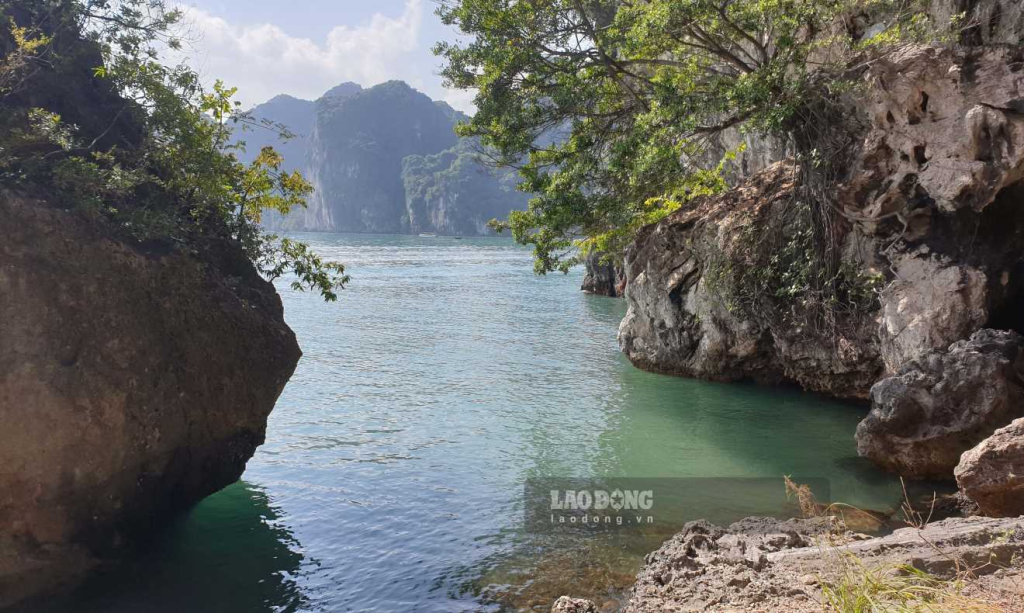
xmin=40 ymin=482 xmax=307 ymax=613
xmin=51 ymin=234 xmax=911 ymax=612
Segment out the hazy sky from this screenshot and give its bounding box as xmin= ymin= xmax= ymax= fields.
xmin=173 ymin=0 xmax=476 ymax=112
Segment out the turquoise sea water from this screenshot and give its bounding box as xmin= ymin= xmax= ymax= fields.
xmin=49 ymin=234 xmax=909 ymax=612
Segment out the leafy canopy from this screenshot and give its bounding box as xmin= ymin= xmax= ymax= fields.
xmin=0 ymin=0 xmax=347 ymax=300
xmin=436 ymin=0 xmax=924 ymax=273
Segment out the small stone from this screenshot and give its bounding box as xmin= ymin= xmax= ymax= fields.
xmin=551 ymin=596 xmax=598 ymax=613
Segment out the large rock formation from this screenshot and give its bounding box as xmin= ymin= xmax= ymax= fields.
xmin=232 ymin=93 xmax=318 ymax=175
xmin=620 ymin=44 xmax=1024 ymax=406
xmin=956 ymin=417 xmax=1024 ymax=517
xmin=401 ymin=138 xmax=529 ymax=236
xmin=297 ymin=81 xmax=460 ymax=232
xmin=0 ymin=194 xmax=300 ymax=607
xmin=580 ymin=251 xmax=625 ymax=297
xmin=245 ymin=81 xmax=528 ymax=235
xmin=618 ymin=163 xmax=884 ymax=398
xmin=857 ymin=329 xmax=1024 ymax=479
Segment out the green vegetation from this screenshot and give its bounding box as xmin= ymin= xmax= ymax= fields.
xmin=435 ymin=0 xmax=931 ymax=275
xmin=0 ymin=0 xmax=346 ymax=300
xmin=784 ymin=478 xmax=1010 ymax=613
xmin=300 ymin=80 xmax=462 ymax=234
xmin=821 ymin=559 xmax=1000 ymax=613
xmin=401 ymin=138 xmax=529 ymax=236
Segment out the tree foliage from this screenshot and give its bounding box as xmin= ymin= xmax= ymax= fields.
xmin=436 ymin=0 xmax=929 ymax=273
xmin=0 ymin=0 xmax=347 ymax=300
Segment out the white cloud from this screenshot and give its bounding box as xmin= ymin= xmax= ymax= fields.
xmin=440 ymin=87 xmax=477 ymax=115
xmin=173 ymin=0 xmax=432 ymax=108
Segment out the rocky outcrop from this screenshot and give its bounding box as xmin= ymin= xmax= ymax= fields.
xmin=956 ymin=417 xmax=1024 ymax=517
xmin=613 ymin=515 xmax=1024 ymax=612
xmin=624 ymin=517 xmax=830 ymax=613
xmin=620 ymin=44 xmax=1024 ymax=405
xmin=251 ymin=81 xmax=528 ymax=235
xmin=401 ymin=138 xmax=529 ymax=236
xmin=856 ymin=329 xmax=1024 ymax=479
xmin=843 ymin=43 xmax=1024 ymax=374
xmin=928 ymin=0 xmax=1024 ymax=46
xmin=618 ymin=163 xmax=884 ymax=398
xmin=581 ymin=251 xmax=625 ymax=297
xmin=0 ymin=194 xmax=300 ymax=607
xmin=296 ymin=81 xmax=460 ymax=232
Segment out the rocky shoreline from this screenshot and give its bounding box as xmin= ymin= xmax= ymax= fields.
xmin=0 ymin=12 xmax=302 ymax=607
xmin=576 ymin=14 xmax=1024 ymax=612
xmin=554 ymin=515 xmax=1024 ymax=612
xmin=0 ymin=194 xmax=301 ymax=608
xmin=616 ymin=39 xmax=1024 ymax=500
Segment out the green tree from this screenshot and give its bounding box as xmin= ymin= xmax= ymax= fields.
xmin=0 ymin=0 xmax=347 ymax=300
xmin=435 ymin=0 xmax=928 ymax=274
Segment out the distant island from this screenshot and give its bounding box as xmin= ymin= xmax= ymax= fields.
xmin=236 ymin=81 xmax=529 ymax=236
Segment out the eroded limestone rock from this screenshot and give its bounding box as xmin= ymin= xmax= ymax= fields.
xmin=857 ymin=329 xmax=1024 ymax=479
xmin=956 ymin=417 xmax=1024 ymax=517
xmin=551 ymin=595 xmax=598 ymax=613
xmin=879 ymin=252 xmax=989 ymax=373
xmin=581 ymin=251 xmax=625 ymax=297
xmin=620 ymin=45 xmax=1024 ymax=403
xmin=0 ymin=194 xmax=301 ymax=606
xmin=624 ymin=515 xmax=1024 ymax=612
xmin=618 ymin=163 xmax=883 ymax=399
xmin=840 ymin=45 xmax=1024 ymax=220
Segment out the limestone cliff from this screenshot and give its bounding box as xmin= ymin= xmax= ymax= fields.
xmin=581 ymin=252 xmax=626 ymax=298
xmin=0 ymin=194 xmax=299 ymax=605
xmin=255 ymin=81 xmax=528 ymax=235
xmin=401 ymin=138 xmax=530 ymax=236
xmin=0 ymin=192 xmax=301 ymax=607
xmin=0 ymin=9 xmax=302 ymax=606
xmin=618 ymin=43 xmax=1024 ymax=478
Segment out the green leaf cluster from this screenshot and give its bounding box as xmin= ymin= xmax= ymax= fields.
xmin=436 ymin=0 xmax=931 ymax=273
xmin=0 ymin=0 xmax=345 ymax=301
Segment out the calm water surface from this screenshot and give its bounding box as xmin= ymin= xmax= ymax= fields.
xmin=55 ymin=234 xmax=906 ymax=612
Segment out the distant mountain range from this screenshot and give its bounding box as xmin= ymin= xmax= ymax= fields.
xmin=233 ymin=81 xmax=529 ymax=235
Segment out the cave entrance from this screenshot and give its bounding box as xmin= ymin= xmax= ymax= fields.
xmin=979 ymin=179 xmax=1024 ymax=334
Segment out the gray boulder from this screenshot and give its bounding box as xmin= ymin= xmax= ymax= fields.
xmin=581 ymin=251 xmax=625 ymax=297
xmin=857 ymin=329 xmax=1024 ymax=479
xmin=956 ymin=417 xmax=1024 ymax=517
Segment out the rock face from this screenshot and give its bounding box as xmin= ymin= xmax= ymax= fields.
xmin=857 ymin=329 xmax=1024 ymax=479
xmin=581 ymin=251 xmax=625 ymax=297
xmin=618 ymin=163 xmax=884 ymax=398
xmin=956 ymin=417 xmax=1024 ymax=517
xmin=232 ymin=93 xmax=319 ymax=175
xmin=247 ymin=81 xmax=528 ymax=235
xmin=928 ymin=0 xmax=1024 ymax=46
xmin=619 ymin=515 xmax=1024 ymax=612
xmin=0 ymin=194 xmax=301 ymax=606
xmin=620 ymin=44 xmax=1024 ymax=404
xmin=401 ymin=138 xmax=529 ymax=236
xmin=299 ymin=81 xmax=460 ymax=233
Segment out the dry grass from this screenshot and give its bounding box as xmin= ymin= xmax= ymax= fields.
xmin=783 ymin=476 xmax=1018 ymax=613
xmin=820 ymin=554 xmax=1005 ymax=612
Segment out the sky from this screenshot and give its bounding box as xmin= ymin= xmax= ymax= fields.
xmin=172 ymin=0 xmax=476 ymax=112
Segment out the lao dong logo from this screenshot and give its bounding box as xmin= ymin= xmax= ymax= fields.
xmin=547 ymin=488 xmax=654 ymax=527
